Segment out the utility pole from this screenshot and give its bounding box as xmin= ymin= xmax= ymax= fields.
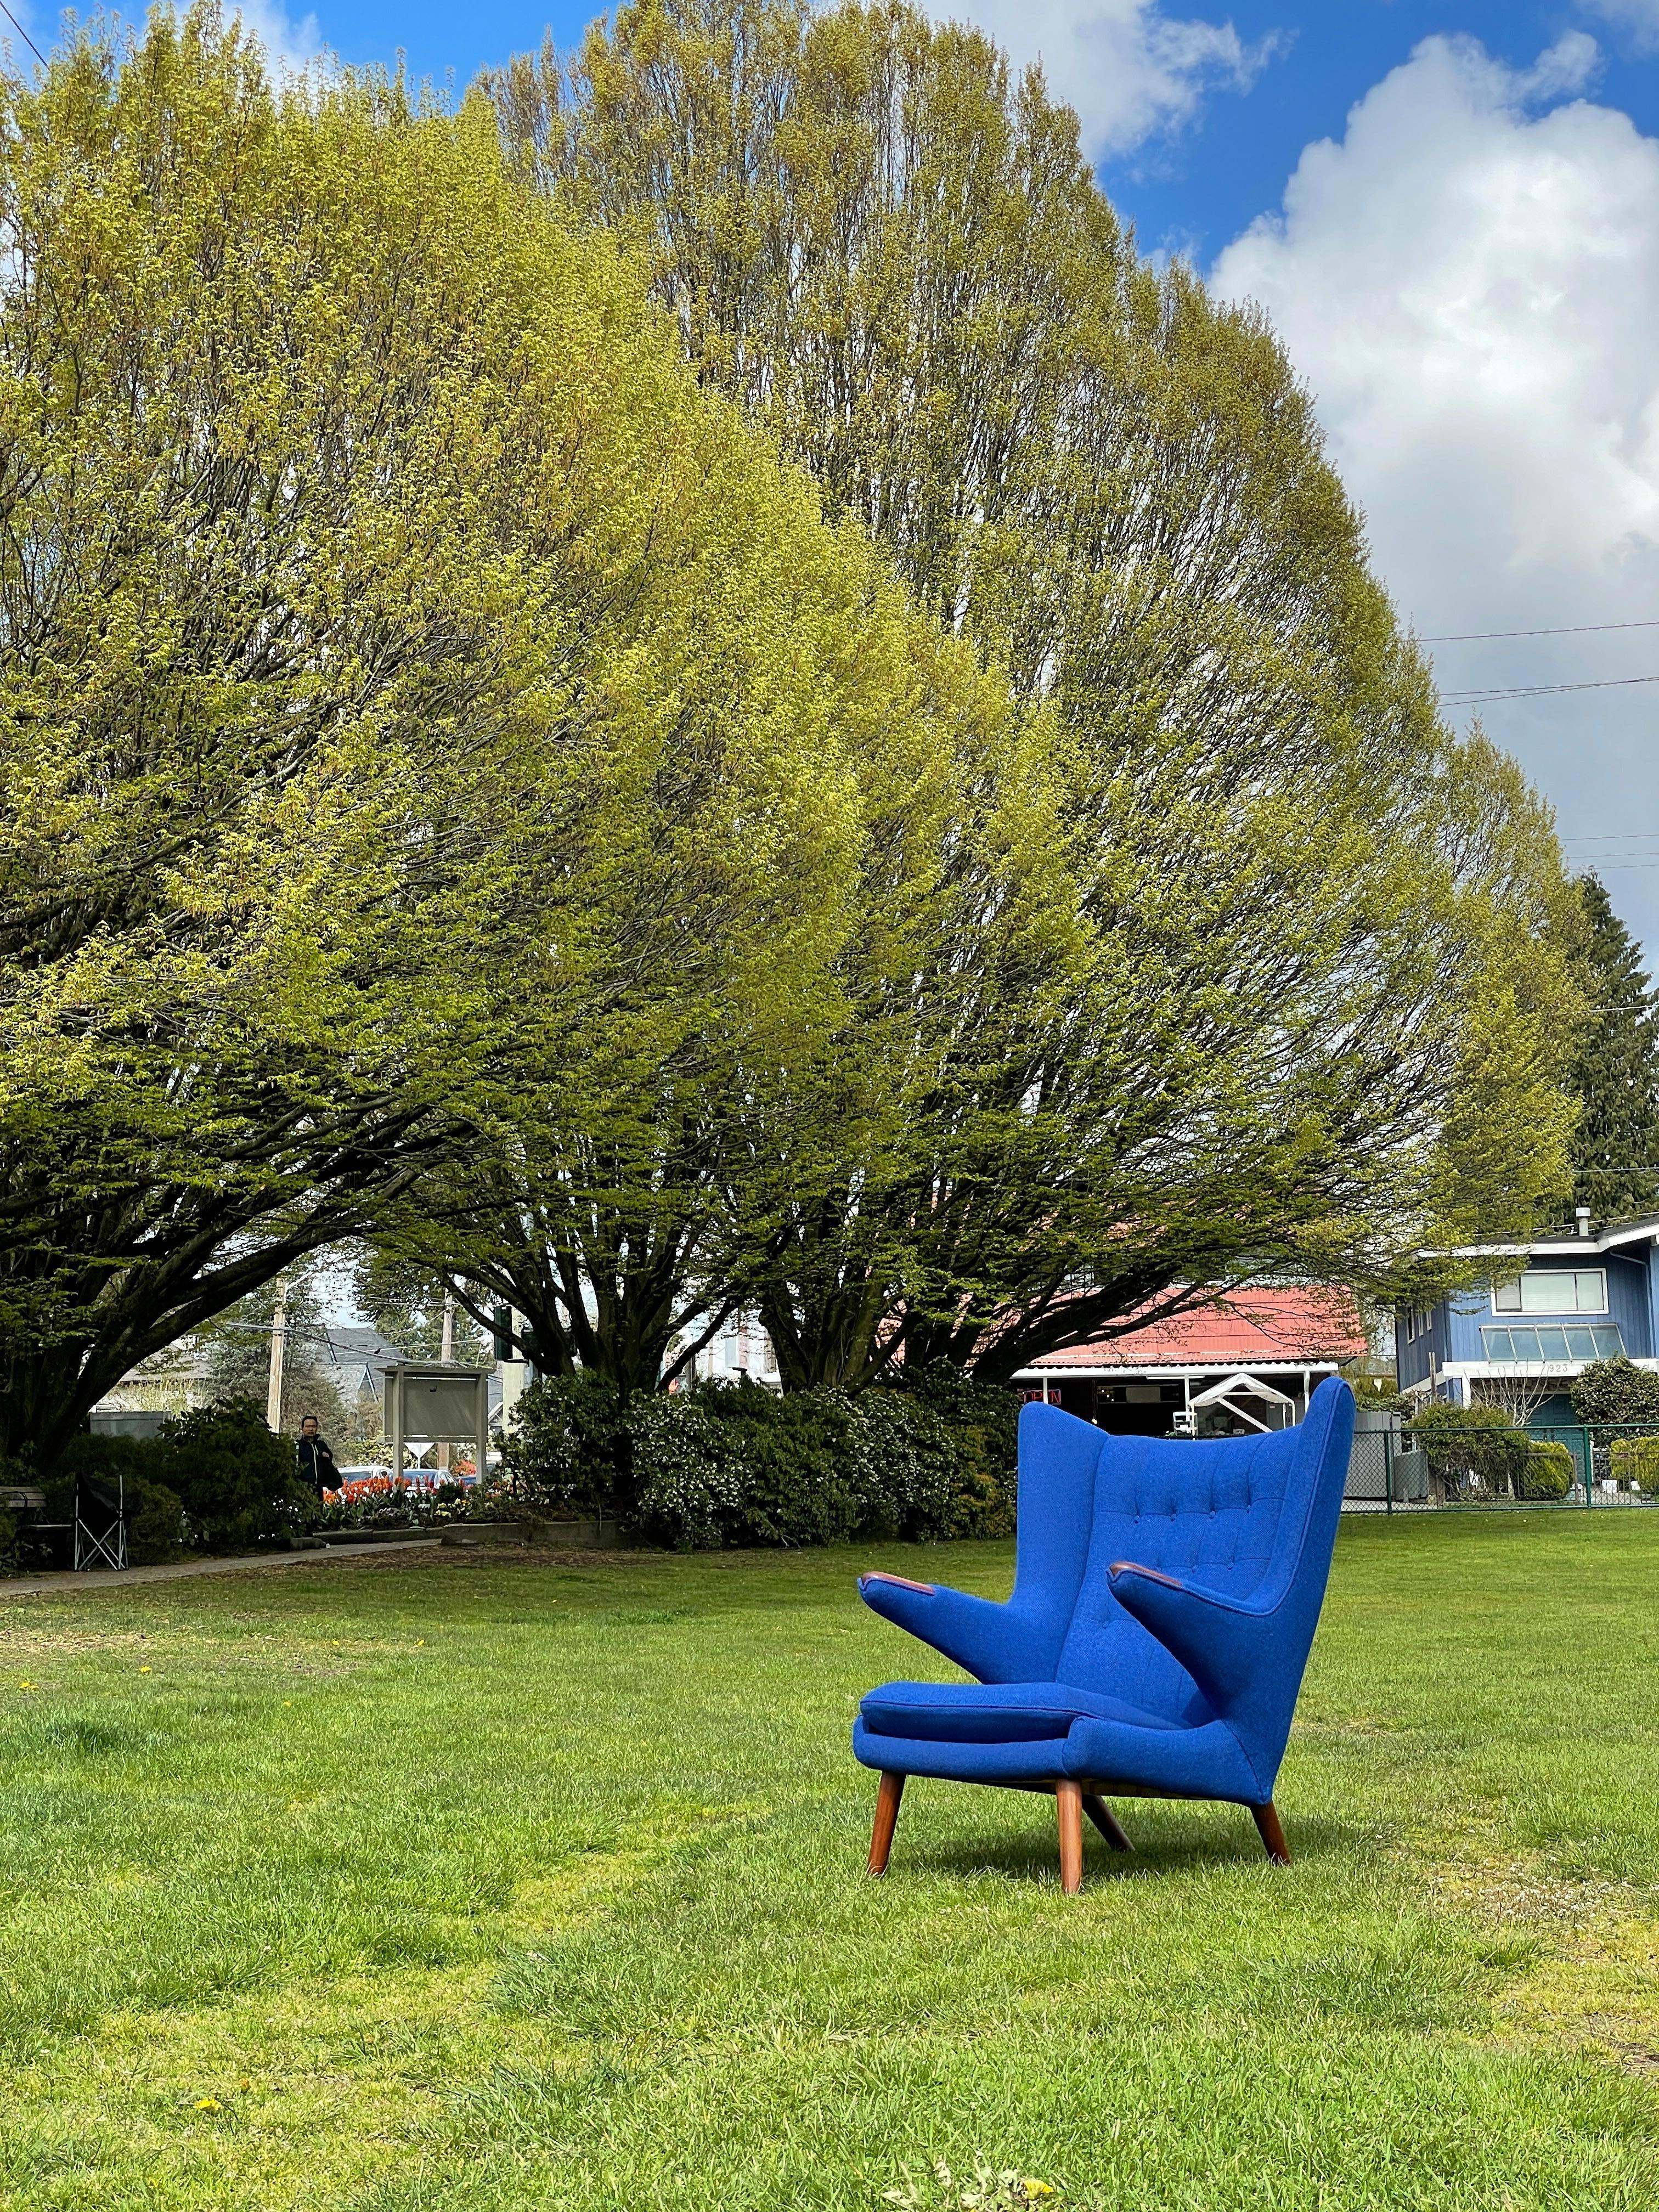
xmin=266 ymin=1277 xmax=289 ymax=1433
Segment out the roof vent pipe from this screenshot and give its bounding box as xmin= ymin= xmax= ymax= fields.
xmin=1576 ymin=1205 xmax=1592 ymax=1239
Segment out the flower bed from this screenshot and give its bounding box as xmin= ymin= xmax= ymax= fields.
xmin=315 ymin=1472 xmax=486 ymax=1531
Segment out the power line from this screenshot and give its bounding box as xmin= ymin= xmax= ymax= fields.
xmin=0 ymin=3 xmax=46 ymax=68
xmin=1424 ymin=617 xmax=1659 ymax=642
xmin=1440 ymin=673 xmax=1659 ymax=704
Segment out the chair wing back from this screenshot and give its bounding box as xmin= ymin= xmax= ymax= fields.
xmin=1012 ymin=1380 xmax=1356 ymax=1758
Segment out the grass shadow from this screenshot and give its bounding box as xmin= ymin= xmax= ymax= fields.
xmin=901 ymin=1802 xmax=1362 ymax=1884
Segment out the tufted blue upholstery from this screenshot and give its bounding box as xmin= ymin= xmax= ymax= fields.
xmin=852 ymin=1376 xmax=1355 ymax=1813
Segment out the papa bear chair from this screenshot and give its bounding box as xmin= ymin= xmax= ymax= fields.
xmin=853 ymin=1375 xmax=1355 ymax=1891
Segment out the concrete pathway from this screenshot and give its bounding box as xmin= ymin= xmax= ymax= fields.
xmin=0 ymin=1536 xmax=440 ymax=1601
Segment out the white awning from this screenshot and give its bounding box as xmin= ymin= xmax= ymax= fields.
xmin=1187 ymin=1371 xmax=1299 ymax=1433
xmin=1187 ymin=1370 xmax=1299 ymax=1408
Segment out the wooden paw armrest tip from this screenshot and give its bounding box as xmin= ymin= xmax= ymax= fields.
xmin=1108 ymin=1561 xmax=1185 ymax=1589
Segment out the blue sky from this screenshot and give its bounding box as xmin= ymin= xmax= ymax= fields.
xmin=46 ymin=0 xmax=1659 ymax=956
xmin=1112 ymin=3 xmax=1659 ymax=257
xmin=267 ymin=1 xmax=1659 ymax=267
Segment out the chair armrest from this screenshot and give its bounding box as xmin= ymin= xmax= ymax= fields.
xmin=857 ymin=1573 xmax=1054 ymax=1684
xmin=1108 ymin=1561 xmax=1185 ymax=1590
xmin=1107 ymin=1561 xmax=1277 ymax=1722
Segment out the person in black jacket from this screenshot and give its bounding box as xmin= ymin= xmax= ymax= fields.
xmin=296 ymin=1415 xmax=340 ymax=1499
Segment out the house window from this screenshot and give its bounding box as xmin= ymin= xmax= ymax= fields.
xmin=1481 ymin=1324 xmax=1624 ymax=1363
xmin=1401 ymin=1305 xmax=1431 ymax=1343
xmin=1491 ymin=1270 xmax=1607 ymax=1314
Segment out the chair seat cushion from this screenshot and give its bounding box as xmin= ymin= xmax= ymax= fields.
xmin=850 ymin=1709 xmax=1265 ymax=1801
xmin=860 ymin=1678 xmax=1184 ymax=1746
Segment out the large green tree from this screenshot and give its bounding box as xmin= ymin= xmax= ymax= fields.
xmin=1561 ymin=874 xmax=1659 ymax=1222
xmin=490 ymin=0 xmax=1581 ymax=1386
xmin=0 ymin=11 xmax=883 ymax=1460
xmin=369 ymin=486 xmax=1052 ymax=1399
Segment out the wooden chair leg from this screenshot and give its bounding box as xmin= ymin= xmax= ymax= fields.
xmin=868 ymin=1771 xmax=905 ymax=1876
xmin=1056 ymin=1779 xmax=1084 ymax=1894
xmin=1252 ymin=1801 xmax=1291 ymax=1866
xmin=1081 ymin=1792 xmax=1132 ymax=1852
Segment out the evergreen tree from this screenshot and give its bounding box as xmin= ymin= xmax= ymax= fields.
xmin=353 ymin=1252 xmax=487 ymax=1366
xmin=198 ymin=1272 xmax=352 ymax=1442
xmin=1565 ymin=876 xmax=1659 ymax=1222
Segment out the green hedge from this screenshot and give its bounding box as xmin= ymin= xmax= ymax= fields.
xmin=1406 ymin=1404 xmax=1533 ymax=1498
xmin=47 ymin=1398 xmax=312 ymax=1558
xmin=496 ymin=1368 xmax=1019 ymax=1550
xmin=1404 ymin=1409 xmax=1582 ymax=1503
xmin=1612 ymin=1436 xmax=1659 ymax=1497
xmin=1522 ymin=1441 xmax=1575 ymax=1502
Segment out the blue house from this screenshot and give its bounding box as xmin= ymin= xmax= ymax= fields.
xmin=1397 ymin=1210 xmax=1659 ymax=1425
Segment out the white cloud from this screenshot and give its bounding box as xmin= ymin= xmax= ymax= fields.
xmin=940 ymin=0 xmax=1274 ymax=160
xmin=230 ymin=0 xmax=327 ymax=78
xmin=77 ymin=1 xmax=329 ymax=78
xmin=1211 ymin=33 xmax=1659 ymax=953
xmin=1580 ymin=2 xmax=1659 ymax=58
xmin=1516 ymin=29 xmax=1601 ymax=99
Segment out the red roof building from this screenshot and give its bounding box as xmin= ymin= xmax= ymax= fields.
xmin=1014 ymin=1287 xmax=1368 ymax=1438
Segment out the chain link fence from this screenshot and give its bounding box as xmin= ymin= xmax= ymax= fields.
xmin=1343 ymin=1417 xmax=1659 ymax=1511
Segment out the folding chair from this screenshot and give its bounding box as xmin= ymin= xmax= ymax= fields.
xmin=74 ymin=1473 xmax=129 ymax=1572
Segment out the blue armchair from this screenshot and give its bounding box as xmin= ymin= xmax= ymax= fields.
xmin=853 ymin=1375 xmax=1355 ymax=1890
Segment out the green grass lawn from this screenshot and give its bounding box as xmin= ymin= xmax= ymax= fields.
xmin=3 ymin=1515 xmax=1659 ymax=2210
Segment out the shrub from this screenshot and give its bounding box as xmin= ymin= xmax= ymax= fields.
xmin=1407 ymin=1404 xmax=1532 ymax=1497
xmin=1571 ymin=1356 xmax=1659 ymax=1427
xmin=127 ymin=1476 xmax=188 ymax=1561
xmin=843 ymin=1387 xmax=960 ymax=1542
xmin=52 ymin=1434 xmax=189 ymax=1564
xmin=149 ymin=1397 xmax=311 ymax=1551
xmin=1612 ymin=1436 xmax=1659 ymax=1497
xmin=495 ymin=1372 xmax=628 ymax=1516
xmin=910 ymin=1364 xmax=1018 ymax=1538
xmin=627 ymin=1391 xmax=751 ymax=1549
xmin=497 ymin=1368 xmax=1021 ymax=1549
xmin=43 ymin=1400 xmax=344 ymax=1560
xmin=685 ymin=1379 xmax=861 ymax=1545
xmin=1348 ymin=1383 xmax=1411 ymax=1418
xmin=0 ymin=1451 xmax=35 ymax=1571
xmin=1521 ymin=1441 xmax=1575 ymax=1502
xmin=54 ymin=1430 xmax=150 ymax=1491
